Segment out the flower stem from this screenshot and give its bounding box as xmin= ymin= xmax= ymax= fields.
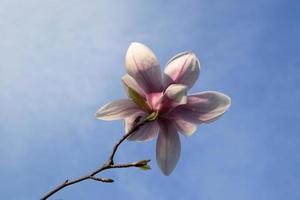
xmin=40 ymin=120 xmax=149 ymax=200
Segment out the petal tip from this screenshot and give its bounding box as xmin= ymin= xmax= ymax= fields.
xmin=157 ymin=158 xmax=176 ymax=176
xmin=161 ymin=168 xmax=173 ymax=176
xmin=208 ymin=91 xmax=231 ymax=107
xmin=163 ymin=51 xmax=200 ymax=89
xmin=95 ymin=108 xmax=111 ymax=121
xmin=225 ymin=95 xmax=231 ymax=109
xmin=128 ymin=42 xmax=146 ymax=50
xmin=218 ymin=92 xmax=231 ymax=110
xmin=95 ymin=110 xmax=104 ymax=120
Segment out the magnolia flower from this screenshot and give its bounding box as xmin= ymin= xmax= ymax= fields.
xmin=96 ymin=42 xmax=231 ymax=175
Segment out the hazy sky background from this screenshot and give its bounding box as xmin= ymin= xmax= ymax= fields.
xmin=1 ymin=0 xmax=300 ymax=199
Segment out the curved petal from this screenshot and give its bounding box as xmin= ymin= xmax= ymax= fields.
xmin=146 ymin=92 xmax=163 ymax=111
xmin=163 ymin=52 xmax=200 ymax=89
xmin=154 ymin=84 xmax=188 ymax=113
xmin=122 ymin=74 xmax=149 ymax=111
xmin=156 ymin=121 xmax=181 ymax=176
xmin=122 ymin=74 xmax=146 ymax=98
xmin=95 ymin=99 xmax=141 ymax=121
xmin=124 ymin=111 xmax=159 ymax=141
xmin=186 ymin=91 xmax=231 ymax=122
xmin=169 ymin=91 xmax=231 ymax=123
xmin=126 ymin=120 xmax=159 ymax=142
xmin=173 ymin=118 xmax=197 ymax=137
xmin=164 ymin=84 xmax=188 ymax=106
xmin=124 ymin=111 xmax=147 ymax=132
xmin=125 ymin=42 xmax=162 ymax=93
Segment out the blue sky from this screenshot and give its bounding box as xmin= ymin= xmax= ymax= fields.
xmin=1 ymin=0 xmax=300 ymax=199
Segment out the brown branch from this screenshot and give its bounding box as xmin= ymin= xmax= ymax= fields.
xmin=41 ymin=120 xmax=150 ymax=200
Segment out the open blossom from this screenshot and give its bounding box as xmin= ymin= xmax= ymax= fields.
xmin=96 ymin=42 xmax=231 ymax=175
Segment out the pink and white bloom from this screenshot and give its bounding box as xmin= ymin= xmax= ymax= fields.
xmin=96 ymin=42 xmax=231 ymax=175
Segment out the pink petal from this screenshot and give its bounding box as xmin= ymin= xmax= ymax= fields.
xmin=187 ymin=91 xmax=231 ymax=122
xmin=95 ymin=99 xmax=141 ymax=121
xmin=169 ymin=91 xmax=231 ymax=123
xmin=146 ymin=84 xmax=188 ymax=112
xmin=146 ymin=92 xmax=163 ymax=111
xmin=153 ymin=84 xmax=188 ymax=113
xmin=122 ymin=74 xmax=146 ymax=98
xmin=164 ymin=84 xmax=188 ymax=106
xmin=173 ymin=118 xmax=197 ymax=136
xmin=125 ymin=42 xmax=163 ymax=93
xmin=163 ymin=52 xmax=200 ymax=89
xmin=125 ymin=117 xmax=159 ymax=141
xmin=156 ymin=120 xmax=181 ymax=175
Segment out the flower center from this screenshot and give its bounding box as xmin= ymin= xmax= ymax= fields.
xmin=146 ymin=92 xmax=164 ymax=113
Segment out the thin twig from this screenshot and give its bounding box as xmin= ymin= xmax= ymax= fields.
xmin=41 ymin=120 xmax=149 ymax=200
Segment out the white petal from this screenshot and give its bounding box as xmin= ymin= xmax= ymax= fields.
xmin=173 ymin=119 xmax=197 ymax=136
xmin=164 ymin=52 xmax=200 ymax=89
xmin=187 ymin=91 xmax=231 ymax=122
xmin=125 ymin=42 xmax=162 ymax=93
xmin=122 ymin=74 xmax=146 ymax=98
xmin=95 ymin=99 xmax=141 ymax=121
xmin=169 ymin=91 xmax=231 ymax=123
xmin=126 ymin=120 xmax=159 ymax=142
xmin=122 ymin=74 xmax=149 ymax=111
xmin=164 ymin=84 xmax=188 ymax=106
xmin=156 ymin=121 xmax=181 ymax=175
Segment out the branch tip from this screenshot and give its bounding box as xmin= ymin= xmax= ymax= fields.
xmin=90 ymin=176 xmax=114 ymax=183
xmin=133 ymin=159 xmax=151 ymax=167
